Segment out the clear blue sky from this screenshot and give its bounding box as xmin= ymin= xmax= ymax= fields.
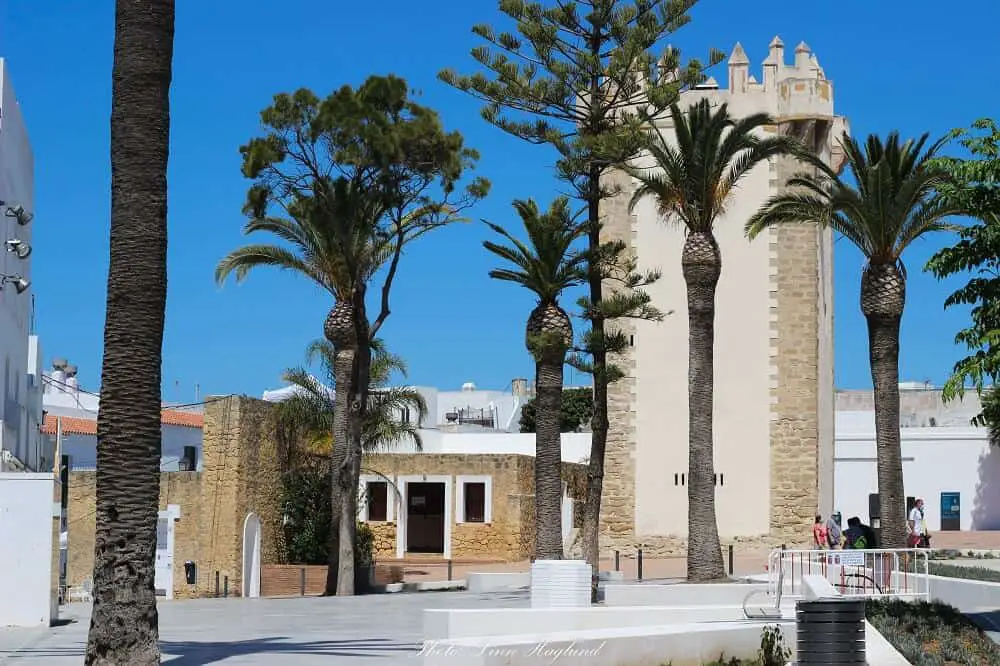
xmin=1 ymin=0 xmax=997 ymax=402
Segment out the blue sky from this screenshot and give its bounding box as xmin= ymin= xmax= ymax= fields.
xmin=1 ymin=0 xmax=997 ymax=402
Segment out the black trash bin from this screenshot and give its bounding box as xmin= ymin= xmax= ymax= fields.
xmin=184 ymin=561 xmax=197 ymax=585
xmin=796 ymin=598 xmax=866 ymax=665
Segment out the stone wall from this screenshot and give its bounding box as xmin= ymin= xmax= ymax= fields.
xmin=599 ymin=168 xmax=641 ymax=555
xmin=65 ymin=396 xmax=592 ymax=599
xmin=67 ymin=396 xmax=288 ymax=599
xmin=66 ymin=470 xmax=203 ymax=599
xmin=196 ymin=395 xmax=285 ymax=597
xmin=362 ymin=453 xmax=586 ymax=561
xmin=768 ymin=122 xmax=822 ymax=544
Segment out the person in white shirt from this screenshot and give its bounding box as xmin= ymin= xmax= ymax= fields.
xmin=908 ymin=497 xmax=928 ymax=547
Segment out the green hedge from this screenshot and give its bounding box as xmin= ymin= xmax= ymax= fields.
xmin=867 ymin=598 xmax=1000 ymax=665
xmin=928 ymin=562 xmax=1000 ymax=583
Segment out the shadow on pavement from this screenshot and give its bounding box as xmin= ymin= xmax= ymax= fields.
xmin=160 ymin=636 xmax=421 ymax=664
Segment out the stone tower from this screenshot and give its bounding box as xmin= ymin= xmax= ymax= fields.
xmin=599 ymin=38 xmax=849 ymax=555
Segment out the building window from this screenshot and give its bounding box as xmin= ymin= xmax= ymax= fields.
xmin=366 ymin=481 xmax=388 ymax=522
xmin=456 ymin=475 xmax=492 ymax=524
xmin=401 ymin=406 xmax=411 ymax=424
xmin=464 ymin=482 xmax=486 ymax=523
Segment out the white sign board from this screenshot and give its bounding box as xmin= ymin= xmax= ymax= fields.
xmin=829 ymin=551 xmax=865 ymax=566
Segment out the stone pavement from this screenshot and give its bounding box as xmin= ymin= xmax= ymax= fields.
xmin=0 ymin=591 xmax=530 ymax=665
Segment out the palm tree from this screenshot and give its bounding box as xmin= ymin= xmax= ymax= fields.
xmin=747 ymin=131 xmax=961 ymax=549
xmin=215 ymin=179 xmax=387 ymax=594
xmin=85 ymin=2 xmax=174 ymax=664
xmin=626 ymin=98 xmax=803 ymax=581
xmin=483 ymin=197 xmax=586 ymax=559
xmin=275 ymin=338 xmax=428 ymax=458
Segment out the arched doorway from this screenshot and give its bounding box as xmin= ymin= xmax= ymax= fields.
xmin=242 ymin=513 xmax=262 ymax=598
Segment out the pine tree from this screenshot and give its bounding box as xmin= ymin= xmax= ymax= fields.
xmin=441 ymin=0 xmax=719 ymax=597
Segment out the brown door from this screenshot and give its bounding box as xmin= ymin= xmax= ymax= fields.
xmin=406 ymin=483 xmax=445 ymax=553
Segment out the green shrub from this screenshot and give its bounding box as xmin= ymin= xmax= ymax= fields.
xmin=758 ymin=625 xmax=790 ymax=666
xmin=929 ymin=562 xmax=1000 ymax=583
xmin=356 ymin=521 xmax=376 ymax=567
xmin=867 ymin=598 xmax=1000 ymax=665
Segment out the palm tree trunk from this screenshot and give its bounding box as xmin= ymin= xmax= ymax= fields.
xmin=534 ymin=357 xmax=565 ymax=559
xmin=683 ymin=231 xmax=726 ymax=582
xmin=324 ymin=345 xmax=354 ymax=595
xmin=862 ymin=264 xmax=906 ymax=549
xmin=337 ymin=336 xmax=372 ymax=595
xmin=86 ymin=2 xmax=174 ymax=664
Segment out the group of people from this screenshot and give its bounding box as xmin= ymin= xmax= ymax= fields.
xmin=811 ymin=498 xmax=930 ymax=550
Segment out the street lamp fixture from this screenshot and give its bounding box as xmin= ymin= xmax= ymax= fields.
xmin=4 ymin=205 xmax=33 ymax=226
xmin=5 ymin=239 xmax=31 ymax=260
xmin=1 ymin=274 xmax=30 ymax=294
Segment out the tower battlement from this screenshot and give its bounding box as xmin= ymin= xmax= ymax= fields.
xmin=672 ymin=37 xmax=836 ymax=122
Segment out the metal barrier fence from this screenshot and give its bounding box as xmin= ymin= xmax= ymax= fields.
xmin=767 ymin=549 xmax=930 ymax=601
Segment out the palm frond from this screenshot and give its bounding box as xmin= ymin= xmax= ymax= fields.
xmin=631 ymin=98 xmax=796 ymax=234
xmin=746 ymin=130 xmax=959 ymax=266
xmin=483 ymin=196 xmax=586 ymax=303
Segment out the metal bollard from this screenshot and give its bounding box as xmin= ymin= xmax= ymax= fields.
xmin=300 ymin=567 xmax=306 ymax=596
xmin=637 ymin=548 xmax=643 ymax=581
xmin=224 ymin=575 xmax=229 ymax=598
xmin=447 ymin=559 xmax=453 ymax=581
xmin=728 ymin=544 xmax=734 ymax=576
xmin=614 ymin=550 xmax=620 ymax=572
xmin=214 ymin=571 xmax=220 ymax=597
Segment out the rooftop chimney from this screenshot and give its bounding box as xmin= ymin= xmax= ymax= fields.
xmin=511 ymin=378 xmax=529 ymax=398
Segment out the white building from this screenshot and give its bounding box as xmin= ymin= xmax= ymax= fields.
xmin=0 ymin=58 xmax=45 ymax=473
xmin=261 ymin=377 xmax=591 ymax=461
xmin=41 ymin=360 xmax=205 ymax=471
xmin=834 ymin=386 xmax=998 ymax=533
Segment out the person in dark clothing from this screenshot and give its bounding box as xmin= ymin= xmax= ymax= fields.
xmin=844 ymin=517 xmax=877 ymax=549
xmin=843 ymin=517 xmax=863 ymax=548
xmin=860 ymin=522 xmax=878 ymax=550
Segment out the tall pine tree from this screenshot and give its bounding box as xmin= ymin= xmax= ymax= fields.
xmin=441 ymin=0 xmax=718 ymax=597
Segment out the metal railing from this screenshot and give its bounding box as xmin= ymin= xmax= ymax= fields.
xmin=767 ymin=548 xmax=930 ymax=602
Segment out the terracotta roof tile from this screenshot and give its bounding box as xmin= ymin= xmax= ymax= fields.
xmin=41 ymin=409 xmax=203 ymax=436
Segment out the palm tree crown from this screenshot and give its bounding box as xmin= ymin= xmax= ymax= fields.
xmin=214 ymin=178 xmax=388 ymax=300
xmin=275 ymin=338 xmax=428 ymax=455
xmin=628 ymin=98 xmax=806 ymax=232
xmin=746 ymin=132 xmax=961 ymax=269
xmin=482 ymin=197 xmax=587 ymax=304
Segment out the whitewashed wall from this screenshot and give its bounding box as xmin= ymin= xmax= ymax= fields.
xmin=0 ymin=60 xmax=37 ymax=471
xmin=834 ymin=412 xmax=998 ymax=531
xmin=61 ymin=424 xmax=203 ymax=471
xmin=0 ymin=472 xmax=58 ymax=627
xmin=385 ymin=430 xmax=591 ymax=464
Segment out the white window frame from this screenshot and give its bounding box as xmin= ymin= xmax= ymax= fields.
xmin=359 ymin=473 xmax=395 ymax=523
xmin=455 ymin=474 xmax=493 ymax=524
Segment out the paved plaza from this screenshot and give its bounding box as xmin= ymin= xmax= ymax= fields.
xmin=0 ymin=591 xmax=529 ymax=665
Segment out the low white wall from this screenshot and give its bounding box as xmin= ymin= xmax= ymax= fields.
xmin=604 ymin=583 xmax=767 ymax=607
xmin=0 ymin=473 xmax=58 ymax=627
xmin=891 ymin=572 xmax=1000 ymax=611
xmin=425 ymin=605 xmax=794 ymax=641
xmin=467 ymin=572 xmax=529 ymax=593
xmin=421 ymin=621 xmax=793 ymax=666
xmin=864 ymin=620 xmax=912 ymax=666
